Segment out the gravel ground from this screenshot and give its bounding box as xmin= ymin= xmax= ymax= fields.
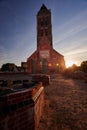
xmin=37 ymin=74 xmax=87 ymax=130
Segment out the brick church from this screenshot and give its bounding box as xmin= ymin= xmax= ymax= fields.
xmin=27 ymin=4 xmax=65 ymax=73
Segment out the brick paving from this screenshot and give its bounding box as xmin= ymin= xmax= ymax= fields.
xmin=37 ymin=74 xmax=87 ymax=130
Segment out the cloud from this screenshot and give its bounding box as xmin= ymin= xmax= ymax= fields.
xmin=55 ymin=21 xmax=87 ymax=43
xmin=65 ymin=49 xmax=87 ymax=56
xmin=54 ymin=9 xmax=87 ymax=43
xmin=63 ymin=37 xmax=87 ymax=51
xmin=64 ymin=50 xmax=87 ymax=66
xmin=59 ymin=9 xmax=87 ymax=30
xmin=54 ymin=9 xmax=87 ymax=65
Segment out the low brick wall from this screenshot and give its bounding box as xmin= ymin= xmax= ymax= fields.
xmin=0 ymin=82 xmax=44 ymax=130
xmin=32 ymin=74 xmax=50 ymax=85
xmin=0 ymin=73 xmax=50 ymax=86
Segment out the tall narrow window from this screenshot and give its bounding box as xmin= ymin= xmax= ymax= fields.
xmin=45 ymin=29 xmax=48 ymax=35
xmin=41 ymin=21 xmax=44 ymax=26
xmin=41 ymin=30 xmax=43 ymax=36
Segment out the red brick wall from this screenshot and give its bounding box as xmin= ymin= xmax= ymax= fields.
xmin=32 ymin=74 xmax=50 ymax=85
xmin=0 ymin=83 xmax=44 ymax=130
xmin=27 ymin=48 xmax=65 ymax=73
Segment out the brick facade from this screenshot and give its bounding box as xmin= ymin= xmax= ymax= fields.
xmin=0 ymin=82 xmax=44 ymax=130
xmin=27 ymin=4 xmax=65 ymax=73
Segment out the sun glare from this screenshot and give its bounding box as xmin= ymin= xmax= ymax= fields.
xmin=66 ymin=60 xmax=77 ymax=68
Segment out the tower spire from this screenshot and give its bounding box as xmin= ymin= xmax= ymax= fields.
xmin=40 ymin=4 xmax=48 ymax=10
xmin=37 ymin=4 xmax=53 ymax=48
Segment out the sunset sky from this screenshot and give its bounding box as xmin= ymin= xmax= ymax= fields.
xmin=0 ymin=0 xmax=87 ymax=67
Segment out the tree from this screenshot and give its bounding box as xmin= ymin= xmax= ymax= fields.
xmin=80 ymin=61 xmax=87 ymax=72
xmin=1 ymin=63 xmax=16 ymax=72
xmin=71 ymin=64 xmax=77 ymax=71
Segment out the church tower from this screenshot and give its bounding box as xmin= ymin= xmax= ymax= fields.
xmin=37 ymin=4 xmax=53 ymax=48
xmin=27 ymin=4 xmax=65 ymax=73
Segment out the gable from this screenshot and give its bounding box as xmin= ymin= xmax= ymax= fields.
xmin=52 ymin=49 xmax=64 ymax=58
xmin=27 ymin=50 xmax=38 ymax=61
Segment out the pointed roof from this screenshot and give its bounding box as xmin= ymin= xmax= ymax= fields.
xmin=40 ymin=4 xmax=48 ymax=11
xmin=52 ymin=49 xmax=64 ymax=57
xmin=37 ymin=4 xmax=51 ymax=15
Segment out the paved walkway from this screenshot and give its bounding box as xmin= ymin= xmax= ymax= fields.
xmin=37 ymin=74 xmax=87 ymax=130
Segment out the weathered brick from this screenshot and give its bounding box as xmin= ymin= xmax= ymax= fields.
xmin=0 ymin=82 xmax=44 ymax=130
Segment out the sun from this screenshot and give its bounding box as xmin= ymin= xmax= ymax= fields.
xmin=66 ymin=60 xmax=76 ymax=68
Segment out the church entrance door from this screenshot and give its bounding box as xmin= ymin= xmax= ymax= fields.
xmin=42 ymin=59 xmax=48 ymax=73
xmin=31 ymin=59 xmax=36 ymax=74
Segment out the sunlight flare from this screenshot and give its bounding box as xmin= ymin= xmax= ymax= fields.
xmin=66 ymin=60 xmax=77 ymax=68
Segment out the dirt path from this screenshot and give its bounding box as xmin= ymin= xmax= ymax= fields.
xmin=37 ymin=74 xmax=87 ymax=130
